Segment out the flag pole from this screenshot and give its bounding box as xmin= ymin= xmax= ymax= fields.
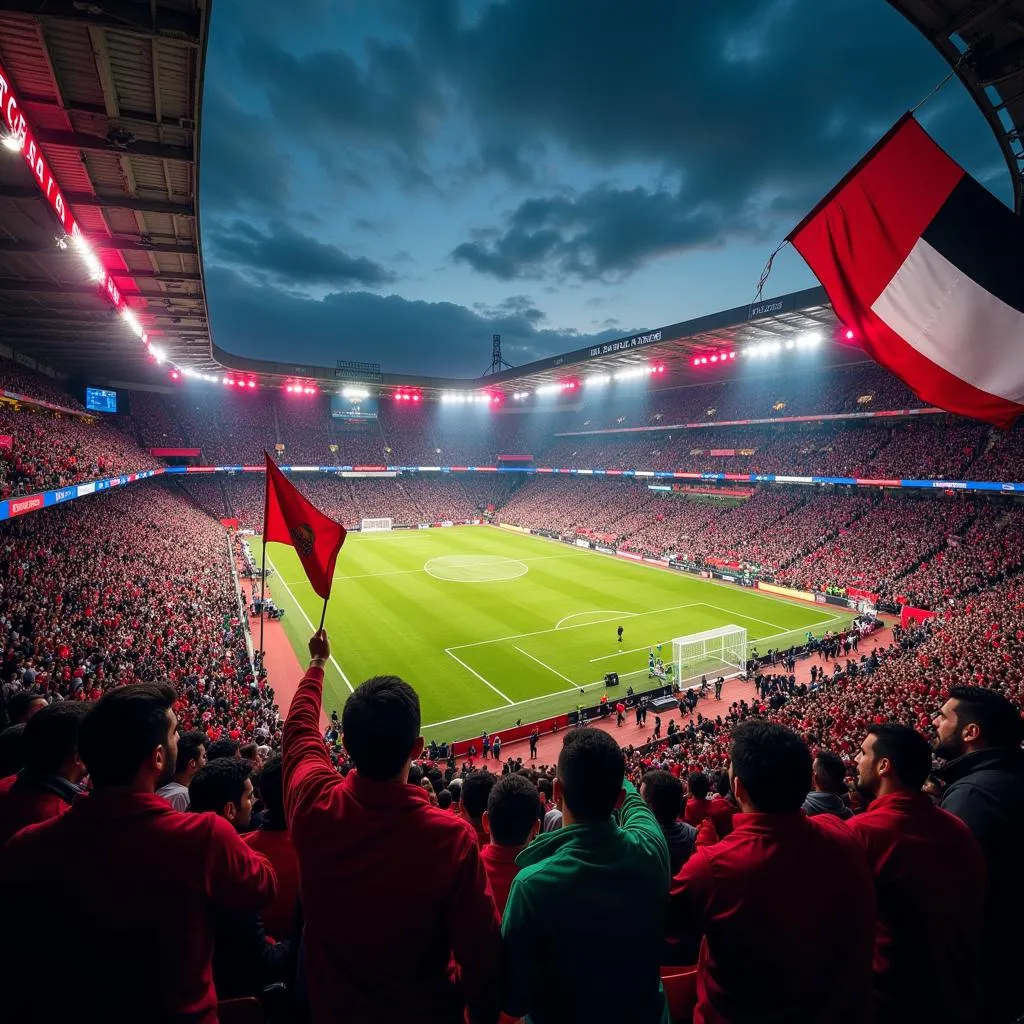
xmin=258 ymin=537 xmax=268 ymax=659
xmin=318 ymin=597 xmax=328 ymax=633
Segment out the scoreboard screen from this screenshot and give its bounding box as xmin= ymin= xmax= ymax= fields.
xmin=331 ymin=394 xmax=378 ymax=420
xmin=85 ymin=387 xmax=118 ymax=414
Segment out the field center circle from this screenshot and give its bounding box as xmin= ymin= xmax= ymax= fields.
xmin=424 ymin=554 xmax=529 ymax=583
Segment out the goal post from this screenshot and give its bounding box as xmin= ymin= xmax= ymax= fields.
xmin=673 ymin=625 xmax=748 ymax=687
xmin=360 ymin=517 xmax=393 ymax=533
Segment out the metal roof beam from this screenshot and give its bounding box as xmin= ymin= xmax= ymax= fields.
xmin=19 ymin=94 xmax=173 ymax=129
xmin=941 ymin=0 xmax=1017 ymax=39
xmin=0 ymin=237 xmax=196 ymax=255
xmin=0 ymin=185 xmax=193 ymax=216
xmin=31 ymin=127 xmax=193 ymax=164
xmin=0 ymin=0 xmax=201 ymax=44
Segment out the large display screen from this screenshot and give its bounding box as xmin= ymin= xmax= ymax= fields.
xmin=331 ymin=394 xmax=378 ymax=421
xmin=85 ymin=387 xmax=118 ymax=414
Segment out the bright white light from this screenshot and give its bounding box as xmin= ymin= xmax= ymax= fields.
xmin=121 ymin=309 xmax=144 ymax=337
xmin=342 ymin=387 xmax=369 ymax=400
xmin=1 ymin=131 xmax=23 ymax=153
xmin=149 ymin=345 xmax=166 ymax=364
xmin=797 ymin=330 xmax=823 ymax=348
xmin=784 ymin=340 xmax=795 ymax=350
xmin=586 ymin=374 xmax=611 ymax=386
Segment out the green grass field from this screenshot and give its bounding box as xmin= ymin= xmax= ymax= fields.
xmin=261 ymin=526 xmax=852 ymax=742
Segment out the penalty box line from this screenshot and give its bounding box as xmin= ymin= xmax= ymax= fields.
xmin=425 ymin=612 xmax=853 ymax=731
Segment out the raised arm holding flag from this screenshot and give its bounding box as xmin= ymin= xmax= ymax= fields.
xmin=259 ymin=452 xmax=347 ymax=654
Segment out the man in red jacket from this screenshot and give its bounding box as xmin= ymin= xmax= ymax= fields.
xmin=0 ymin=682 xmax=276 ymax=1024
xmin=480 ymin=772 xmax=540 ymax=914
xmin=670 ymin=720 xmax=875 ymax=1023
xmin=283 ymin=630 xmax=500 ymax=1024
xmin=0 ymin=701 xmax=90 ymax=846
xmin=851 ymin=723 xmax=985 ymax=1024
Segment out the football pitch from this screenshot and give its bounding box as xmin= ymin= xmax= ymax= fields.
xmin=261 ymin=526 xmax=853 ymax=741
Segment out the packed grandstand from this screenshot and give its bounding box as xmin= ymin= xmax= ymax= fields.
xmin=3 ymin=1 xmax=1024 ymax=1023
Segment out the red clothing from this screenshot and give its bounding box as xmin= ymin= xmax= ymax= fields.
xmin=705 ymin=797 xmax=737 ymax=839
xmin=670 ymin=811 xmax=875 ymax=1024
xmin=0 ymin=792 xmax=275 ymax=1024
xmin=684 ymin=796 xmax=711 ymax=826
xmin=283 ymin=667 xmax=501 ymax=1024
xmin=848 ymin=791 xmax=985 ymax=1024
xmin=0 ymin=776 xmax=74 ymax=847
xmin=480 ymin=842 xmax=522 ymax=915
xmin=243 ymin=826 xmax=300 ymax=941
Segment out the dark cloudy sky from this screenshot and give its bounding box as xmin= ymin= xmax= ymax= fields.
xmin=199 ymin=0 xmax=1009 ymax=377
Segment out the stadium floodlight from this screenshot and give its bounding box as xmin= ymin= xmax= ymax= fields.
xmin=586 ymin=374 xmax=611 ymax=386
xmin=121 ymin=308 xmax=144 ymax=338
xmin=342 ymin=386 xmax=369 ymax=400
xmin=1 ymin=129 xmax=23 ymax=152
xmin=673 ymin=624 xmax=747 ymax=685
xmin=149 ymin=344 xmax=166 ymax=364
xmin=797 ymin=330 xmax=823 ymax=348
xmin=784 ymin=339 xmax=795 ymax=350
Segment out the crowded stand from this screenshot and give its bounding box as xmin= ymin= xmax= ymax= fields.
xmin=125 ymin=390 xmax=193 ymax=450
xmin=776 ymin=495 xmax=975 ymax=596
xmin=0 ymin=482 xmax=275 ymax=746
xmin=0 ymin=405 xmax=161 ymax=499
xmin=0 ymin=357 xmax=84 ymax=410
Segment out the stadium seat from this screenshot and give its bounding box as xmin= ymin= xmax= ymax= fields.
xmin=217 ymin=997 xmax=264 ymax=1024
xmin=661 ymin=964 xmax=699 ymax=1023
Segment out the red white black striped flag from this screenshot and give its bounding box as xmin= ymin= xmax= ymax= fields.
xmin=788 ymin=114 xmax=1024 ymax=428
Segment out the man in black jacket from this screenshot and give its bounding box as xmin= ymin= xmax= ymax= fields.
xmin=933 ymin=685 xmax=1024 ymax=1023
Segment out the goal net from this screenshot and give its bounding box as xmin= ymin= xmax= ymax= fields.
xmin=673 ymin=625 xmax=747 ymax=687
xmin=360 ymin=517 xmax=393 ymax=533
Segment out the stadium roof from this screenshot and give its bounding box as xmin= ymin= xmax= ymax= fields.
xmin=0 ymin=0 xmax=214 ymax=381
xmin=887 ymin=0 xmax=1024 ymax=215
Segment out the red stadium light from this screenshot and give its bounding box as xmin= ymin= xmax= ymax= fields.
xmin=845 ymin=328 xmax=855 ymax=341
xmin=393 ymin=388 xmax=422 ymax=403
xmin=728 ymin=351 xmax=736 ymax=359
xmin=170 ymin=369 xmax=180 ymax=381
xmin=248 ymin=380 xmax=257 ymax=389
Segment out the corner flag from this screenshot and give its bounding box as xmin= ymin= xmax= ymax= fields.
xmin=788 ymin=114 xmax=1024 ymax=428
xmin=263 ymin=452 xmax=347 ymax=600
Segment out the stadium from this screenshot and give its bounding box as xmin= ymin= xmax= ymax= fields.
xmin=0 ymin=2 xmax=1022 ymax=1023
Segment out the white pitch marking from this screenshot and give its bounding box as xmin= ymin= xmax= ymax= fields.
xmin=513 ymin=645 xmax=577 ymax=686
xmin=443 ymin=648 xmax=515 ymax=705
xmin=554 ymin=609 xmax=639 ymax=630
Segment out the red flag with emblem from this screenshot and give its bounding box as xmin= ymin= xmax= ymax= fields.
xmin=263 ymin=452 xmax=346 ymax=600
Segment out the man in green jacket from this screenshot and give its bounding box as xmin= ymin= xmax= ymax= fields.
xmin=501 ymin=728 xmax=671 ymax=1024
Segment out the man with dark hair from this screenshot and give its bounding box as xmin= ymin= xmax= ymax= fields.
xmin=190 ymin=758 xmax=256 ymax=829
xmin=683 ymin=771 xmax=711 ymax=826
xmin=481 ymin=773 xmax=540 ymax=914
xmin=157 ymin=729 xmax=207 ymax=811
xmin=462 ymin=769 xmax=497 ymax=846
xmin=851 ymin=724 xmax=985 ymax=1024
xmin=0 ymin=683 xmax=276 ymax=1023
xmin=933 ymin=685 xmax=1024 ymax=1023
xmin=707 ymin=770 xmax=738 ymax=838
xmin=192 ymin=758 xmax=290 ymax=1000
xmin=0 ymin=723 xmax=26 ymax=780
xmin=802 ymin=750 xmax=853 ymax=820
xmin=283 ymin=631 xmax=499 ymax=1024
xmin=244 ymin=753 xmax=300 ymax=941
xmin=5 ymin=690 xmax=46 ymax=726
xmin=207 ymin=737 xmax=241 ymax=761
xmin=0 ymin=702 xmax=90 ymax=846
xmin=670 ymin=719 xmax=874 ymax=1023
xmin=501 ymin=728 xmax=670 ymax=1024
xmin=641 ymin=769 xmax=697 ymax=875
